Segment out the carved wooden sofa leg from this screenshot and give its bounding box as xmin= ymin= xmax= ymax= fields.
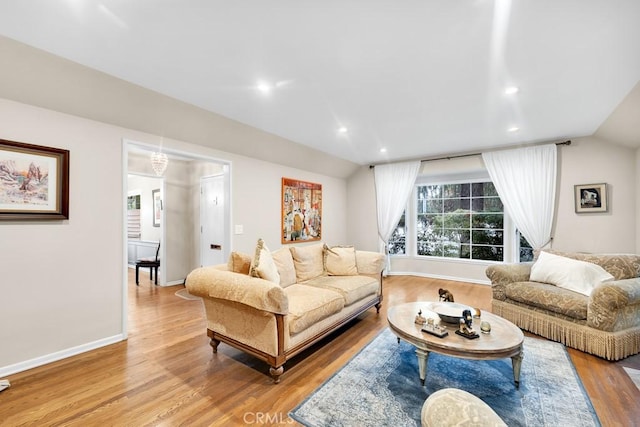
xmin=269 ymin=366 xmax=284 ymax=384
xmin=209 ymin=338 xmax=220 ymax=353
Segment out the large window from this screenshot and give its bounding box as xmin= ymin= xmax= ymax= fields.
xmin=415 ymin=182 xmax=504 ymax=261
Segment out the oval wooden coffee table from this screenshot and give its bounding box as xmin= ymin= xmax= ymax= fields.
xmin=387 ymin=301 xmax=524 ymax=387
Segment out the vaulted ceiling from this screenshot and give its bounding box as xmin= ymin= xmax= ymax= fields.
xmin=0 ymin=1 xmax=639 ymax=165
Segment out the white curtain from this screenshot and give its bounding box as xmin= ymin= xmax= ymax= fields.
xmin=374 ymin=161 xmax=421 ymax=272
xmin=482 ymin=144 xmax=557 ymax=251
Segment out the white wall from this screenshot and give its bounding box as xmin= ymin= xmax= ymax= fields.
xmin=0 ymin=99 xmax=124 ymax=373
xmin=553 ymin=137 xmax=637 ymax=253
xmin=0 ymin=98 xmax=349 ymax=376
xmin=346 ymin=137 xmax=639 ymax=284
xmin=637 ymin=148 xmax=640 ymax=252
xmin=127 ymin=174 xmax=162 ymax=242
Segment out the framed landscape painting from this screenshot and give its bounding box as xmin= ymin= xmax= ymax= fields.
xmin=281 ymin=177 xmax=322 ymax=243
xmin=0 ymin=139 xmax=70 ymax=220
xmin=574 ymin=183 xmax=607 ymax=213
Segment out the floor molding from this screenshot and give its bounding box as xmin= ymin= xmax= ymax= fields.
xmin=0 ymin=334 xmax=125 ymax=377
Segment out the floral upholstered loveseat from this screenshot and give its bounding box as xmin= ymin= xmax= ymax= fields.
xmin=186 ymin=240 xmax=385 ymax=382
xmin=486 ymin=250 xmax=640 ymax=360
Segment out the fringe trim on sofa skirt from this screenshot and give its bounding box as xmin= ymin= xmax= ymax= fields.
xmin=492 ymin=300 xmax=640 ymax=361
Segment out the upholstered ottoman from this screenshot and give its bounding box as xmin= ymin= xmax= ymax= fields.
xmin=421 ymin=388 xmax=506 ymax=427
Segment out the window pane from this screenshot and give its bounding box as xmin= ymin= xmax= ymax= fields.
xmin=417 ymin=199 xmax=442 ymax=214
xmin=472 ymin=229 xmax=503 ymax=245
xmin=418 ymin=185 xmax=441 ymax=199
xmin=519 ymin=232 xmax=534 ymax=262
xmin=389 ymin=211 xmax=406 ymax=255
xmin=442 ymin=213 xmax=470 ymax=229
xmin=443 ymin=183 xmax=470 ymax=198
xmin=472 ymin=182 xmax=498 ymax=197
xmin=417 ymin=235 xmax=442 ymax=256
xmin=472 ymin=245 xmax=503 ymax=261
xmin=417 ymin=214 xmax=439 ymax=230
xmin=472 ymin=197 xmax=503 ymax=212
xmin=443 ymin=199 xmax=470 ymax=212
xmin=472 ymin=213 xmax=503 ymax=229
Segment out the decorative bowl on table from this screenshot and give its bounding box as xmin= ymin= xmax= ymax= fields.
xmin=431 ymin=302 xmax=474 ymax=324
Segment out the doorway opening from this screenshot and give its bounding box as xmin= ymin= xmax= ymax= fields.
xmin=122 ymin=139 xmax=231 ymax=337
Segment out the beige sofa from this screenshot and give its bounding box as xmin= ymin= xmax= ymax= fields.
xmin=486 ymin=250 xmax=640 ymax=360
xmin=186 ymin=240 xmax=385 ymax=383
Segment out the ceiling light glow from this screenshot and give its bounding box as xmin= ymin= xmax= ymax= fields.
xmin=256 ymin=82 xmax=272 ymax=94
xmin=338 ymin=126 xmax=348 ymax=134
xmin=505 ymin=86 xmax=519 ymax=95
xmin=380 ymin=148 xmax=387 ymax=153
xmin=508 ymin=126 xmax=520 ymax=133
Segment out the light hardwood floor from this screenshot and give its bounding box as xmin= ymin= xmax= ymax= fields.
xmin=1 ymin=270 xmax=639 ymax=426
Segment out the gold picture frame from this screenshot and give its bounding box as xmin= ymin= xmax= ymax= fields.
xmin=281 ymin=177 xmax=322 ymax=243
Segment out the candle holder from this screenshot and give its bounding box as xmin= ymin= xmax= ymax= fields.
xmin=480 ymin=321 xmax=491 ymax=334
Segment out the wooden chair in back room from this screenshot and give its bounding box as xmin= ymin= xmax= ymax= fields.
xmin=135 ymin=241 xmax=160 ymax=286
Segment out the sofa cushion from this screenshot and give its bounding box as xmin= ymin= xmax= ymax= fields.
xmin=284 ymin=284 xmax=345 ymax=334
xmin=542 ymin=250 xmax=640 ymax=281
xmin=531 ymin=251 xmax=614 ymax=296
xmin=303 ymin=275 xmax=379 ymax=306
xmin=249 ymin=239 xmax=280 ymax=284
xmin=506 ymin=281 xmax=588 ymax=320
xmin=227 ymin=251 xmax=252 ymax=275
xmin=290 ymin=243 xmax=325 ymax=282
xmin=272 ymin=247 xmax=297 ymax=288
xmin=324 ymin=245 xmax=359 ymax=276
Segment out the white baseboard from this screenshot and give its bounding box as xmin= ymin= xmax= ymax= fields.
xmin=0 ymin=334 xmax=126 ymax=377
xmin=385 ymin=270 xmax=490 ymax=286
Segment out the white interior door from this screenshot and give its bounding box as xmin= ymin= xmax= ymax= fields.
xmin=200 ymin=174 xmax=225 ymax=267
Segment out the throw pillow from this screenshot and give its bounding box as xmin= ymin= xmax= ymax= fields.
xmin=227 ymin=251 xmax=252 ymax=275
xmin=324 ymin=245 xmax=358 ymax=276
xmin=249 ymin=238 xmax=280 ymax=284
xmin=290 ymin=243 xmax=325 ymax=282
xmin=530 ymin=251 xmax=614 ymax=296
xmin=271 ymin=247 xmax=297 ymax=288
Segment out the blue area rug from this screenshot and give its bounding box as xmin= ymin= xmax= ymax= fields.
xmin=290 ymin=328 xmax=600 ymax=427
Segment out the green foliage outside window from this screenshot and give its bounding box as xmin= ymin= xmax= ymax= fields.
xmin=416 ymin=182 xmax=504 ymax=261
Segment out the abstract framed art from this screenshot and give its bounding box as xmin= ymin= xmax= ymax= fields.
xmin=0 ymin=138 xmax=70 ymax=220
xmin=574 ymin=183 xmax=607 ymax=213
xmin=281 ymin=177 xmax=322 ymax=243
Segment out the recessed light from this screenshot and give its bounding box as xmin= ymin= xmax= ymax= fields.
xmin=256 ymin=82 xmax=272 ymax=94
xmin=380 ymin=148 xmax=387 ymax=153
xmin=508 ymin=126 xmax=520 ymax=133
xmin=505 ymin=86 xmax=519 ymax=95
xmin=337 ymin=126 xmax=348 ymax=134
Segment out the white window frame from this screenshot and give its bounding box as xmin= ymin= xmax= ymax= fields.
xmin=389 ymin=173 xmax=522 ymax=264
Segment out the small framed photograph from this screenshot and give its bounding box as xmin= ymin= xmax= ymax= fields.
xmin=574 ymin=183 xmax=607 ymax=213
xmin=0 ymin=138 xmax=70 ymax=220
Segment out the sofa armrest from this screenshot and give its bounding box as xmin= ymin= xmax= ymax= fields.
xmin=588 ymin=278 xmax=640 ymax=331
xmin=186 ymin=266 xmax=288 ymax=314
xmin=355 ymin=250 xmax=385 ymax=275
xmin=485 ymin=263 xmax=533 ymax=300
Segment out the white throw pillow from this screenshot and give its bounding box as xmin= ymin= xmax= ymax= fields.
xmin=249 ymin=238 xmax=280 ymax=284
xmin=530 ymin=251 xmax=614 ymax=296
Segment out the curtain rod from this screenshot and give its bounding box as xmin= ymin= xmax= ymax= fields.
xmin=369 ymin=140 xmax=571 ymax=169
